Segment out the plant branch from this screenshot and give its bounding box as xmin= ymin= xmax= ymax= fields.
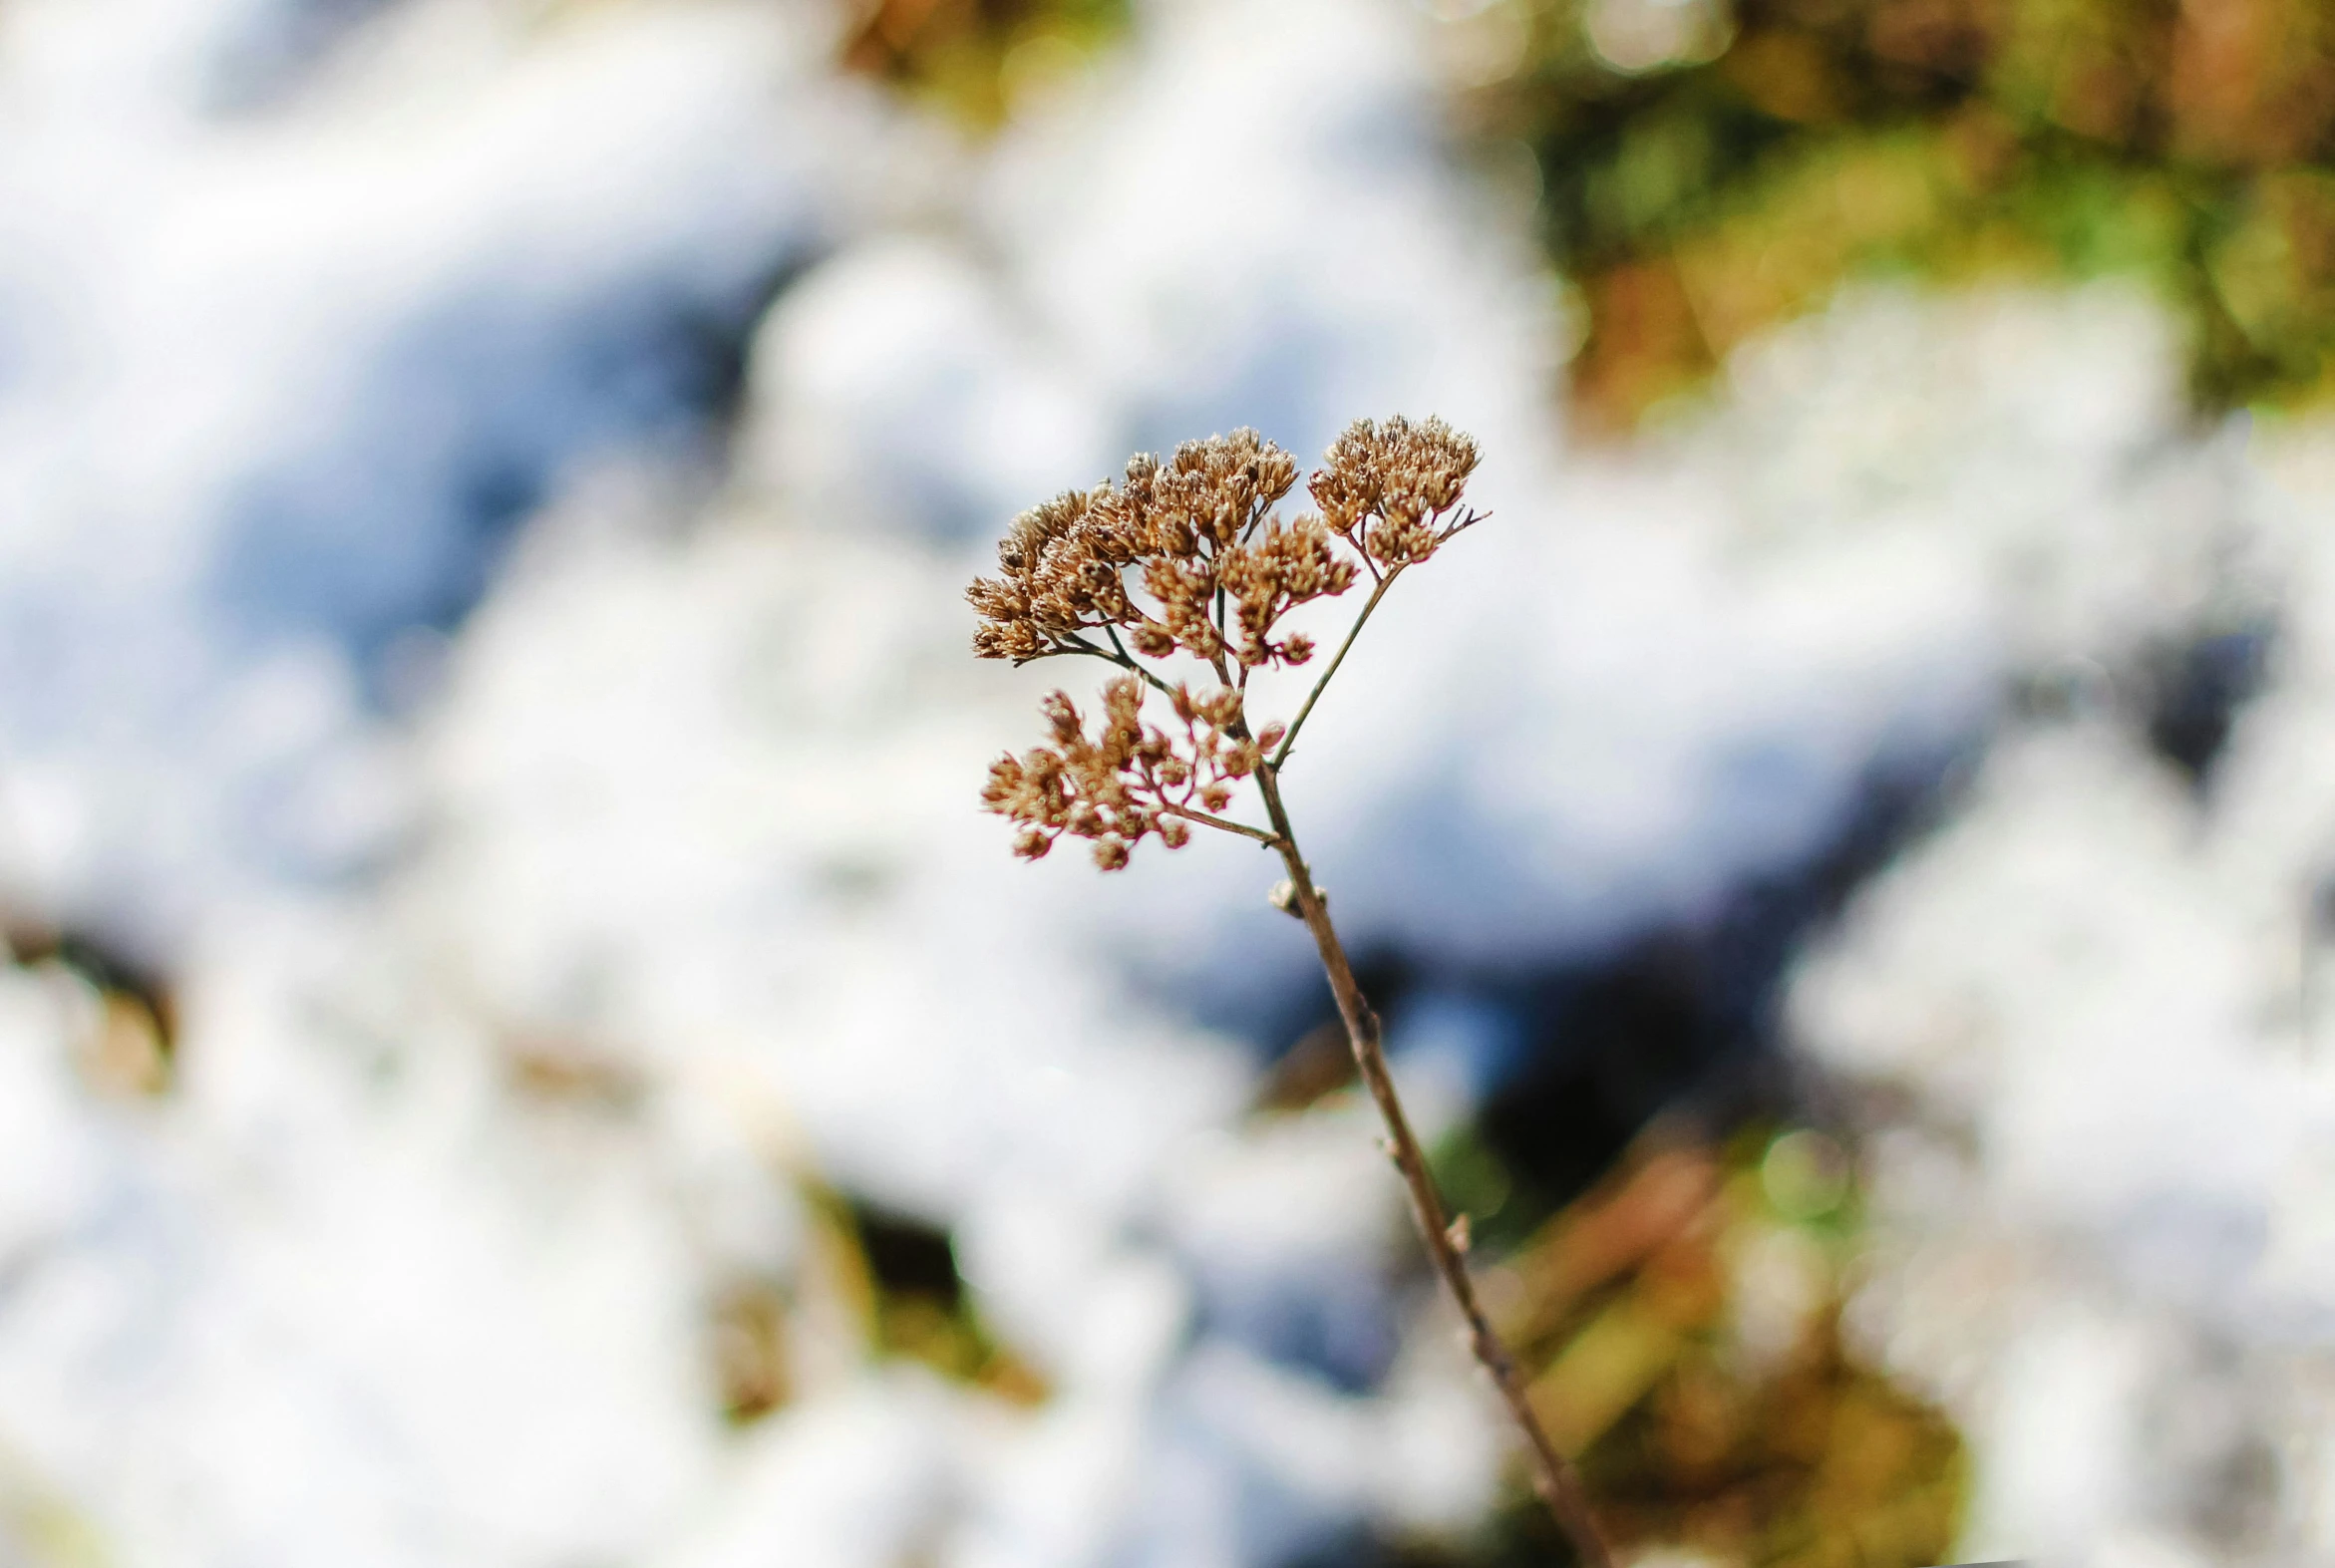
xmin=1247 ymin=766 xmax=1615 ymax=1568
xmin=1160 ymin=801 xmax=1282 ymax=847
xmin=1069 ymin=630 xmax=1181 ymax=700
xmin=1268 ymin=567 xmax=1402 ymax=770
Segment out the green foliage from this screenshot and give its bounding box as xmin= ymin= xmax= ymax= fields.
xmin=841 ymin=0 xmax=1132 ymax=130
xmin=1465 ymin=0 xmax=2335 ymax=428
xmin=1484 ymin=1130 xmax=1965 ymax=1566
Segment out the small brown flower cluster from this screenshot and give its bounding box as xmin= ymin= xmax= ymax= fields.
xmin=1308 ymin=416 xmax=1481 ymax=569
xmin=978 ymin=677 xmax=1287 ymax=867
xmin=967 ymin=428 xmax=1355 ymax=673
xmin=972 ymin=417 xmax=1481 ymax=869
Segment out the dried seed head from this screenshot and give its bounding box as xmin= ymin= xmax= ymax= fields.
xmin=972 ymin=416 xmax=1484 ymax=867
xmin=1214 ymin=512 xmax=1357 ymax=667
xmin=966 ymin=428 xmax=1360 ymax=676
xmin=978 ymin=674 xmax=1268 ymax=867
xmin=1308 ymin=416 xmax=1482 ymax=568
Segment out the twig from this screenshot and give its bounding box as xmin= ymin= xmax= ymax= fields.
xmin=1078 ymin=630 xmax=1180 ymax=700
xmin=1159 ymin=802 xmax=1282 ymax=847
xmin=1269 ymin=568 xmax=1402 ymax=770
xmin=1247 ymin=765 xmax=1616 ymax=1568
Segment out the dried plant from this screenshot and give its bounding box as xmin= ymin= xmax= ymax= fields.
xmin=970 ymin=418 xmax=1614 ymax=1566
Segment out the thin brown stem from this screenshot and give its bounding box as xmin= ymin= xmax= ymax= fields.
xmin=1072 ymin=630 xmax=1181 ymax=701
xmin=1268 ymin=568 xmax=1402 ymax=771
xmin=1161 ymin=802 xmax=1282 ymax=847
xmin=1248 ymin=764 xmax=1615 ymax=1568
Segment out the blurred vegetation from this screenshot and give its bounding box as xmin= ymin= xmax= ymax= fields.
xmin=2 ymin=924 xmax=173 ymax=1098
xmin=0 ymin=1444 xmax=109 ymax=1568
xmin=839 ymin=0 xmax=1131 ymax=128
xmin=1276 ymin=1041 xmax=1965 ymax=1563
xmin=711 ymin=1185 xmax=1049 ymax=1425
xmin=1469 ymin=1129 xmax=1965 ymax=1567
xmin=817 ymin=1189 xmax=1050 ymax=1404
xmin=1454 ymin=0 xmax=2335 ymax=431
xmin=841 ymin=0 xmax=2335 ymax=424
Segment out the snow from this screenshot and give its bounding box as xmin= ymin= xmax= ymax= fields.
xmin=1 ymin=0 xmax=2331 ymax=1563
xmin=1776 ymin=325 xmax=2335 ymax=1560
xmin=0 ymin=0 xmax=854 ymax=953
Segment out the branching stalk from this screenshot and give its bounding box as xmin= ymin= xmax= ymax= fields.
xmin=971 ymin=419 xmax=1608 ymax=1561
xmin=1269 ymin=566 xmax=1402 ymax=770
xmin=1079 ymin=629 xmax=1182 ymax=700
xmin=1158 ymin=802 xmax=1281 ymax=847
xmin=1250 ymin=764 xmax=1614 ymax=1568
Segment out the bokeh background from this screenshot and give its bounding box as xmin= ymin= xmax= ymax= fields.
xmin=0 ymin=0 xmax=2330 ymax=1564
